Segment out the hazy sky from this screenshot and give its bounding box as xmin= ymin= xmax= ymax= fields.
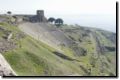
xmin=0 ymin=0 xmax=116 ymax=32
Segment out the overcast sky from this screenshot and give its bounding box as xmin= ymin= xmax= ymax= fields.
xmin=0 ymin=0 xmax=116 ymax=32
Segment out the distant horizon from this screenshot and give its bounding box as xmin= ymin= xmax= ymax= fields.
xmin=0 ymin=0 xmax=116 ymax=32
xmin=0 ymin=12 xmax=116 ymax=33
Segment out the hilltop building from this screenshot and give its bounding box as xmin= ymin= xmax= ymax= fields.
xmin=29 ymin=10 xmax=47 ymax=22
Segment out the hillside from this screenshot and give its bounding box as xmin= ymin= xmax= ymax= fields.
xmin=0 ymin=20 xmax=116 ymax=76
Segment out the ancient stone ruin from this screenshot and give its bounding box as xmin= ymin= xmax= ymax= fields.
xmin=29 ymin=10 xmax=47 ymax=23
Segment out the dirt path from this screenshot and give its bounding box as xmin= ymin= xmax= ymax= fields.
xmin=0 ymin=53 xmax=17 ymax=76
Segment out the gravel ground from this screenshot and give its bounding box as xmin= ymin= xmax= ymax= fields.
xmin=18 ymin=23 xmax=72 ymax=52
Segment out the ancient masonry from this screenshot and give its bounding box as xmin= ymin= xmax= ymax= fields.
xmin=29 ymin=10 xmax=47 ymax=22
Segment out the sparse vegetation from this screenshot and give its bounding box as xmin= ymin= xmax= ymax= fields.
xmin=7 ymin=11 xmax=12 ymax=15
xmin=48 ymin=17 xmax=55 ymax=23
xmin=0 ymin=15 xmax=116 ymax=76
xmin=55 ymin=18 xmax=63 ymax=27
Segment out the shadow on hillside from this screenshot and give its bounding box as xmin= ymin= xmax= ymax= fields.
xmin=53 ymin=51 xmax=74 ymax=61
xmin=53 ymin=51 xmax=79 ymax=62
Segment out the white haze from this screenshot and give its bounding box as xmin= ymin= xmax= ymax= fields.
xmin=0 ymin=0 xmax=116 ymax=32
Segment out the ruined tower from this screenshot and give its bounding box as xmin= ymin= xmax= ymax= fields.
xmin=37 ymin=10 xmax=44 ymax=22
xmin=36 ymin=10 xmax=46 ymax=22
xmin=29 ymin=10 xmax=47 ymax=22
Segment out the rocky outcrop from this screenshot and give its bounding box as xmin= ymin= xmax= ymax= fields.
xmin=0 ymin=39 xmax=16 ymax=53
